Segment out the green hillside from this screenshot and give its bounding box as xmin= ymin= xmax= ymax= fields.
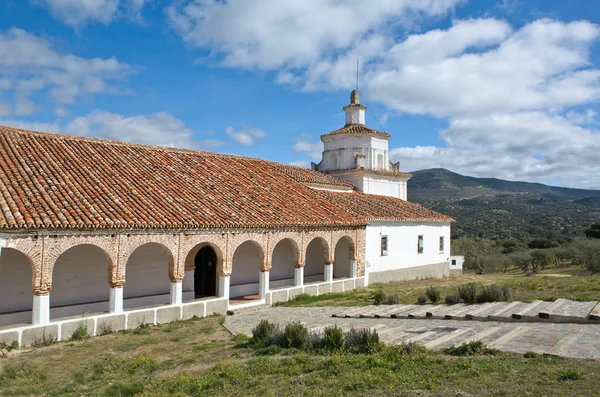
xmin=408 ymin=169 xmax=600 ymax=239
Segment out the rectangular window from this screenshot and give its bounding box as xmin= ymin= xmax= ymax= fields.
xmin=439 ymin=236 xmax=444 ymax=253
xmin=452 ymin=260 xmax=457 ymax=266
xmin=417 ymin=235 xmax=424 ymax=254
xmin=380 ymin=236 xmax=388 ymax=256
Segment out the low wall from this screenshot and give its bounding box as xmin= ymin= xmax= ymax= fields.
xmin=368 ymin=262 xmax=450 ymax=284
xmin=0 ymin=276 xmax=365 ymax=347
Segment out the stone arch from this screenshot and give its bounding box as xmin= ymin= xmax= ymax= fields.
xmin=230 ymin=240 xmax=265 ymax=299
xmin=123 ymin=242 xmax=175 ymax=309
xmin=7 ymin=237 xmax=43 ymax=293
xmin=0 ymin=248 xmax=35 ymax=326
xmin=304 ymin=237 xmax=329 ymax=283
xmin=269 ymin=238 xmax=300 ymax=289
xmin=50 ymin=244 xmax=114 ymax=319
xmin=333 ymin=236 xmax=355 ymax=279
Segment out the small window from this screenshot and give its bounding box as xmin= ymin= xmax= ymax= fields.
xmin=380 ymin=236 xmax=388 ymax=256
xmin=451 ymin=260 xmax=457 ymax=266
xmin=439 ymin=236 xmax=444 ymax=253
xmin=417 ymin=235 xmax=424 ymax=254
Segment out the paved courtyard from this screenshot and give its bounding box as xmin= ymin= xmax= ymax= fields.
xmin=224 ymin=306 xmax=600 ymax=359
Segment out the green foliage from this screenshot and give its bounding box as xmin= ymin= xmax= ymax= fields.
xmin=574 ymin=240 xmax=600 ymax=274
xmin=251 ymin=320 xmax=280 ymax=347
xmin=524 ymin=351 xmax=539 ymax=358
xmin=530 ymin=250 xmax=557 ymax=271
xmin=71 ymin=321 xmax=90 ymax=341
xmin=443 ymin=341 xmax=499 ymax=356
xmin=103 ymin=381 xmax=144 ymax=397
xmin=452 ymin=237 xmax=495 ymax=274
xmin=373 ymin=290 xmax=387 ymax=305
xmin=283 ymin=322 xmax=308 ymax=349
xmin=385 ymin=295 xmax=399 ymax=305
xmin=425 ymin=286 xmax=441 ymax=303
xmin=528 ymin=238 xmax=560 ymax=249
xmin=0 ymin=341 xmax=19 ymax=352
xmin=445 ymin=294 xmax=460 ymax=305
xmin=502 ymin=286 xmax=511 ymax=300
xmin=323 ymin=326 xmax=345 ymax=352
xmin=344 ymin=328 xmax=382 ymax=354
xmin=584 ymin=222 xmax=600 ymax=239
xmin=417 ymin=296 xmax=427 ymax=305
xmin=458 ymin=283 xmax=477 ymax=304
xmin=558 ymin=369 xmax=584 ymax=381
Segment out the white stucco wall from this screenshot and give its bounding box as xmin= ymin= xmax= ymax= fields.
xmin=230 ymin=241 xmax=262 ymax=297
xmin=0 ymin=248 xmax=33 ymax=315
xmin=270 ymin=239 xmax=296 ymax=288
xmin=320 ymin=135 xmax=390 ymax=172
xmin=51 ymin=245 xmax=111 ymax=314
xmin=333 ymin=238 xmax=352 ymax=278
xmin=304 ymin=238 xmax=326 ymax=283
xmin=366 ymin=221 xmax=451 ymax=274
xmin=124 ymin=243 xmax=172 ymax=307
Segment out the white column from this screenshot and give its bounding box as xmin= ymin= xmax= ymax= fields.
xmin=324 ymin=263 xmax=333 ymax=282
xmin=183 ymin=270 xmax=195 ymax=295
xmin=259 ymin=271 xmax=270 ymax=300
xmin=170 ymin=282 xmax=183 ymax=305
xmin=294 ymin=267 xmax=304 ymax=287
xmin=364 ymin=261 xmax=370 ymax=287
xmin=350 ymin=260 xmax=357 ymax=279
xmin=218 ymin=275 xmax=230 ymax=299
xmin=32 ymin=294 xmax=50 ymax=326
xmin=109 ymin=287 xmax=123 ymax=313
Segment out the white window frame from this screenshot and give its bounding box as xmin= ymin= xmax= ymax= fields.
xmin=417 ymin=235 xmax=424 ymax=254
xmin=380 ymin=236 xmax=388 ymax=256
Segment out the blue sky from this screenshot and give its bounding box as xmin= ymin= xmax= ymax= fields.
xmin=1 ymin=0 xmax=600 ymax=188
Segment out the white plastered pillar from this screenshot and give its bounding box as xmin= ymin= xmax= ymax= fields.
xmin=294 ymin=267 xmax=304 ymax=287
xmin=32 ymin=294 xmax=50 ymax=326
xmin=218 ymin=274 xmax=230 ymax=299
xmin=259 ymin=271 xmax=269 ymax=300
xmin=324 ymin=263 xmax=333 ymax=282
xmin=350 ymin=259 xmax=357 ymax=279
xmin=109 ymin=287 xmax=123 ymax=313
xmin=170 ymin=282 xmax=183 ymax=305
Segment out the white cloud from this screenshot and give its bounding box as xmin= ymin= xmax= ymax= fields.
xmin=2 ymin=110 xmax=212 ymax=150
xmin=292 ymin=134 xmax=323 ymax=162
xmin=34 ymin=0 xmax=150 ymax=27
xmin=289 ymin=160 xmax=309 ymax=168
xmin=225 ymin=125 xmax=267 ymax=145
xmin=0 ymin=28 xmax=131 ymax=116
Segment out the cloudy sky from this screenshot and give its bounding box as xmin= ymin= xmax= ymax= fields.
xmin=1 ymin=0 xmax=600 ymax=189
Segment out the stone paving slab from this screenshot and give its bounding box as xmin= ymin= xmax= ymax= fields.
xmin=224 ymin=307 xmax=600 ymax=359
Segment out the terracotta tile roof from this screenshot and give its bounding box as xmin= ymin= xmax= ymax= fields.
xmin=326 ymin=168 xmax=412 ymax=178
xmin=317 ymin=190 xmax=454 ymax=222
xmin=271 ymin=163 xmax=353 ymax=189
xmin=0 ymin=126 xmax=367 ymax=230
xmin=321 ymin=124 xmax=391 ymax=139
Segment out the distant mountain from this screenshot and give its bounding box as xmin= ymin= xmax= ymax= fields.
xmin=408 ymin=168 xmax=600 ymax=240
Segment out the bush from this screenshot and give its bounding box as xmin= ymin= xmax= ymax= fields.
xmin=558 ymin=369 xmax=584 ymax=381
xmin=458 ymin=283 xmax=477 ymax=304
xmin=0 ymin=341 xmax=19 ymax=352
xmin=323 ymin=326 xmax=345 ymax=352
xmin=385 ymin=295 xmax=399 ymax=305
xmin=475 ymin=284 xmax=504 ymax=303
xmin=399 ymin=341 xmax=425 ymax=355
xmin=528 ymin=238 xmax=560 ymax=249
xmin=425 ymin=286 xmax=441 ymax=303
xmin=445 ymin=294 xmax=460 ymax=305
xmin=443 ymin=341 xmax=498 ymax=356
xmin=344 ymin=328 xmax=382 ymax=354
xmin=373 ymin=290 xmax=387 ymax=306
xmin=71 ymin=321 xmax=90 ymax=341
xmin=575 ymin=240 xmax=600 ymax=274
xmin=251 ymin=319 xmax=280 ymax=347
xmin=417 ymin=296 xmax=427 ymax=305
xmin=283 ymin=322 xmax=308 ymax=349
xmin=502 ymin=286 xmax=511 ymax=300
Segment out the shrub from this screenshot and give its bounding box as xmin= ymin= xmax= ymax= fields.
xmin=443 ymin=341 xmax=499 ymax=356
xmin=524 ymin=351 xmax=539 ymax=358
xmin=476 ymin=284 xmax=504 ymax=303
xmin=283 ymin=322 xmax=308 ymax=349
xmin=502 ymin=286 xmax=511 ymax=300
xmin=251 ymin=319 xmax=280 ymax=347
xmin=306 ymin=331 xmax=324 ymax=350
xmin=417 ymin=296 xmax=427 ymax=305
xmin=425 ymin=286 xmax=441 ymax=303
xmin=445 ymin=294 xmax=460 ymax=305
xmin=323 ymin=326 xmax=345 ymax=352
xmin=400 ymin=341 xmax=425 ymax=355
xmin=344 ymin=328 xmax=382 ymax=354
xmin=0 ymin=341 xmax=19 ymax=352
xmin=575 ymin=240 xmax=600 ymax=274
xmin=385 ymin=295 xmax=399 ymax=305
xmin=70 ymin=321 xmax=90 ymax=341
xmin=373 ymin=290 xmax=387 ymax=306
xmin=32 ymin=331 xmax=56 ymax=347
xmin=458 ymin=283 xmax=477 ymax=304
xmin=558 ymin=369 xmax=584 ymax=381
xmin=97 ymin=324 xmax=114 ymax=336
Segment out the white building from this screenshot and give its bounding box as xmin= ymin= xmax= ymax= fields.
xmin=314 ymin=90 xmax=453 ymax=283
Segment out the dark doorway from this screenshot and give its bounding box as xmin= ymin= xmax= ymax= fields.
xmin=194 ymin=246 xmax=217 ymax=298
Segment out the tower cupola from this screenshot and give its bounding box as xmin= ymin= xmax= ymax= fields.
xmin=343 ymin=89 xmax=367 ymax=126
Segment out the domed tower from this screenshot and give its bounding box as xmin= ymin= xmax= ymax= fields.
xmin=312 ymin=90 xmax=411 ymax=200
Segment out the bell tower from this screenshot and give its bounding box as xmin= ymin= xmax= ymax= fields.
xmin=343 ymin=90 xmax=366 ymax=125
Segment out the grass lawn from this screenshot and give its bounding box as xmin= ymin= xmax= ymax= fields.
xmin=278 ymin=264 xmax=600 ymax=307
xmin=1 ymin=315 xmax=599 ymax=396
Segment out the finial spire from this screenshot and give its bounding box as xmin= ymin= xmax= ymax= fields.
xmin=350 ymin=89 xmax=360 ymax=105
xmin=356 ymin=57 xmax=359 ymax=91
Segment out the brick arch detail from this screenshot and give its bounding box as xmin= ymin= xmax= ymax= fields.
xmin=228 ymin=232 xmax=268 ymax=272
xmin=180 ymin=233 xmax=228 ymax=277
xmin=332 ymin=233 xmax=357 ymax=262
xmin=119 ymin=235 xmax=180 ymax=283
xmin=267 ymin=231 xmax=302 ymax=270
xmin=6 ymin=237 xmax=45 ymax=295
xmin=302 ymin=230 xmax=332 ymax=266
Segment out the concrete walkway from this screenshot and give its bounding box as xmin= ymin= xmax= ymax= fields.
xmin=224 ymin=306 xmax=600 ymax=359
